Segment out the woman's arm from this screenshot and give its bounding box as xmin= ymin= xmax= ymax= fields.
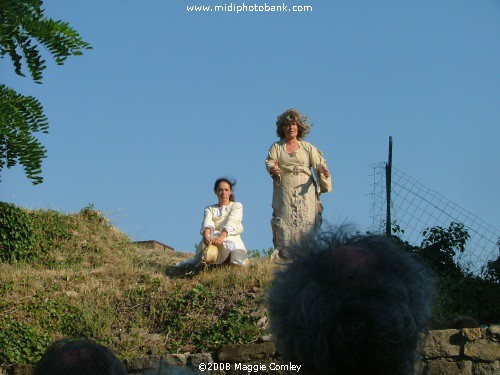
xmin=202 ymin=227 xmax=212 ymax=245
xmin=200 ymin=206 xmax=215 ymax=238
xmin=224 ymin=202 xmax=244 ymax=235
xmin=307 ymin=143 xmax=332 ymax=193
xmin=265 ymin=143 xmax=281 ymax=176
xmin=212 ymin=203 xmax=243 ymax=246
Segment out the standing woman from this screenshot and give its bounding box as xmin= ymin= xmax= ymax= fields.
xmin=265 ymin=109 xmax=332 ymax=257
xmin=176 ymin=178 xmax=248 ymax=269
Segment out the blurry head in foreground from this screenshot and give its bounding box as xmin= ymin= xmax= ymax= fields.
xmin=267 ymin=228 xmax=435 ymax=375
xmin=34 ymin=338 xmax=127 ymax=375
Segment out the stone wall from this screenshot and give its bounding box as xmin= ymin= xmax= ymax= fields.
xmin=1 ymin=326 xmax=498 ymax=374
xmin=421 ymin=326 xmax=499 ymax=375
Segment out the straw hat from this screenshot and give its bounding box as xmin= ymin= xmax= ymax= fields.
xmin=203 ymin=243 xmax=218 ymax=264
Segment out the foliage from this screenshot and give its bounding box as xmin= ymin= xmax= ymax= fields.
xmin=482 ymin=239 xmax=499 ymax=283
xmin=0 ymin=85 xmax=48 ymax=184
xmin=0 ymin=293 xmax=114 ymax=364
xmin=0 ymin=202 xmax=80 ymax=263
xmin=0 ymin=317 xmax=51 ymax=364
xmin=484 ymin=255 xmax=500 ymax=283
xmin=0 ymin=205 xmax=274 ymax=364
xmin=30 ymin=208 xmax=75 ymax=258
xmin=0 ymin=0 xmax=91 ymax=184
xmin=1 ymin=207 xmax=498 ymax=366
xmin=156 ymin=284 xmax=261 ymax=352
xmin=247 ymin=247 xmax=274 ymax=258
xmin=392 ymin=221 xmax=499 ymax=327
xmin=0 ymin=201 xmax=35 ymax=262
xmin=418 ymin=222 xmax=470 ymax=276
xmin=79 ymin=203 xmax=108 ymax=225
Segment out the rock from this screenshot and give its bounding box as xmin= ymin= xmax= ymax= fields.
xmin=423 ymin=329 xmax=461 ymax=358
xmin=217 ymin=342 xmax=277 ymax=362
xmin=489 ymin=325 xmax=500 ymax=342
xmin=6 ymin=364 xmax=35 ymax=375
xmin=464 ymin=341 xmax=500 ymax=362
xmin=473 ymin=360 xmax=500 ymax=375
xmin=462 ymin=328 xmax=485 ymax=342
xmin=164 ymin=353 xmax=188 ymax=366
xmin=188 ymin=352 xmax=214 ymax=367
xmin=124 ymin=356 xmax=161 ymax=371
xmin=257 ymin=317 xmax=268 ymax=329
xmin=260 ymin=334 xmax=273 ymax=342
xmin=424 ymin=359 xmax=473 ymax=375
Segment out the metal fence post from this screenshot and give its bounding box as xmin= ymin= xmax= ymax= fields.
xmin=385 ymin=136 xmax=392 ymax=237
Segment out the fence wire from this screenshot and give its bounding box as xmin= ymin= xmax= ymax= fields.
xmin=369 ymin=162 xmax=499 ymax=274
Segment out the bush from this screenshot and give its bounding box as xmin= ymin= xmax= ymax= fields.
xmin=0 ymin=202 xmax=35 ymax=262
xmin=31 ymin=209 xmax=75 ymax=258
xmin=392 ymin=221 xmax=500 ymax=326
xmin=247 ymin=248 xmax=273 ymax=258
xmin=0 ymin=317 xmax=51 ymax=364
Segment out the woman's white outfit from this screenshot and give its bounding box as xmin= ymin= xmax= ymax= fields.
xmin=176 ymin=202 xmax=248 ymax=268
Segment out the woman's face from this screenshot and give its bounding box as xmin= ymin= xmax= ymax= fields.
xmin=215 ymin=181 xmax=232 ymax=204
xmin=283 ymin=121 xmax=298 ymax=141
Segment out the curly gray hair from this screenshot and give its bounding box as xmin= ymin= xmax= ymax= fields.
xmin=275 ymin=108 xmax=312 ymax=140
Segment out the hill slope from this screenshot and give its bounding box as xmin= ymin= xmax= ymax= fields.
xmin=0 ymin=206 xmax=274 ymax=365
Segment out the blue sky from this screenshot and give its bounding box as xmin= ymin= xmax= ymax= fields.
xmin=2 ymin=0 xmax=499 ymax=252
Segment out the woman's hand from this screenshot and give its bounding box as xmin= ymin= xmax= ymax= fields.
xmin=318 ymin=164 xmax=330 ymax=177
xmin=270 ymin=163 xmax=282 ymax=177
xmin=202 ymin=228 xmax=211 ymax=245
xmin=212 ymin=230 xmax=228 ymax=246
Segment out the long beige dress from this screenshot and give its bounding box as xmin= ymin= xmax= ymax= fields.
xmin=176 ymin=202 xmax=248 ymax=268
xmin=265 ymin=140 xmax=332 ymax=255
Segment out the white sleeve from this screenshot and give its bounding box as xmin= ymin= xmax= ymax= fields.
xmin=223 ymin=202 xmax=244 ymax=234
xmin=200 ymin=206 xmax=215 ymax=234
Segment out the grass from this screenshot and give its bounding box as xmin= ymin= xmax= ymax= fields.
xmin=3 ymin=205 xmax=496 ymax=365
xmin=0 ymin=207 xmax=276 ymax=365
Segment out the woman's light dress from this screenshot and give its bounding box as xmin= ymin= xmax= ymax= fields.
xmin=176 ymin=202 xmax=248 ymax=268
xmin=265 ymin=140 xmax=331 ymax=255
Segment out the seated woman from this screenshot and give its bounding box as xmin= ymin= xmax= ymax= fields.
xmin=176 ymin=178 xmax=248 ymax=269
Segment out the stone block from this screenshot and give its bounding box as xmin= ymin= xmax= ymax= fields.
xmin=489 ymin=325 xmax=500 ymax=342
xmin=187 ymin=353 xmax=226 ymax=375
xmin=462 ymin=328 xmax=485 ymax=341
xmin=188 ymin=352 xmax=214 ymax=366
xmin=164 ymin=353 xmax=188 ymax=366
xmin=423 ymin=329 xmax=461 ymax=358
xmin=260 ymin=334 xmax=273 ymax=342
xmin=424 ymin=359 xmax=472 ymax=375
xmin=4 ymin=365 xmax=35 ymax=375
xmin=124 ymin=355 xmax=161 ymax=371
xmin=217 ymin=342 xmax=277 ymax=362
xmin=473 ymin=360 xmax=500 ymax=375
xmin=464 ymin=341 xmax=500 ymax=362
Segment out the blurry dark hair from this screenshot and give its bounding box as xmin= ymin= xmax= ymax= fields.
xmin=275 ymin=108 xmax=312 ymax=140
xmin=34 ymin=338 xmax=127 ymax=375
xmin=213 ymin=177 xmax=237 ymax=202
xmin=267 ymin=227 xmax=435 ymax=375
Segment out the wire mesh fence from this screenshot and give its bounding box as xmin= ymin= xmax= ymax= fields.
xmin=369 ymin=162 xmax=499 ymax=274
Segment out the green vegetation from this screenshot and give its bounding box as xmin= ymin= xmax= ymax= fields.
xmin=247 ymin=247 xmax=274 ymax=258
xmin=1 ymin=0 xmax=91 ymax=184
xmin=391 ymin=222 xmax=500 ymax=328
xmin=0 ymin=202 xmax=35 ymax=262
xmin=0 ymin=203 xmax=274 ymax=365
xmin=1 ymin=203 xmax=498 ymax=365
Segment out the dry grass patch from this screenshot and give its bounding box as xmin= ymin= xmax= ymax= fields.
xmin=0 ymin=206 xmax=277 ymax=365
